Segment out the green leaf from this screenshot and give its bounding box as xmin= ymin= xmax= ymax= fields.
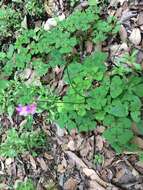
xmin=32 ymin=59 xmax=49 ymax=76
xmin=67 ymin=120 xmax=76 ymax=131
xmin=132 ymin=84 xmax=143 ymax=97
xmin=88 ymin=0 xmax=97 ymax=5
xmin=0 ymin=52 xmax=6 ymax=60
xmin=103 ymin=115 xmax=115 ymax=127
xmin=7 ymin=44 xmax=14 ymax=59
xmin=78 ymin=120 xmax=96 ymax=132
xmin=77 ymin=108 xmax=86 ymax=116
xmin=107 ymin=101 xmax=128 ymax=117
xmin=0 ymin=80 xmax=9 ymax=92
xmin=95 ymin=111 xmax=105 ymax=121
xmin=110 ymin=76 xmax=124 ymax=98
xmin=131 ymin=111 xmax=140 ymax=122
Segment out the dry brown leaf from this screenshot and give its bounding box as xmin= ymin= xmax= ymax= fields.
xmin=19 ymin=119 xmax=27 ymax=128
xmin=21 ymin=15 xmax=27 ymax=29
xmin=120 ymin=11 xmax=137 ymax=23
xmin=138 ymin=12 xmax=143 ymax=26
xmin=5 ymin=158 xmax=14 ymax=166
xmin=0 ymin=160 xmax=5 ymax=171
xmin=115 ymin=7 xmax=123 ymax=18
xmin=132 ymin=122 xmax=140 ymax=136
xmin=16 ymin=166 xmax=25 ymax=180
xmin=101 ymin=168 xmax=114 ymax=182
xmin=67 ymin=140 xmax=75 ymax=151
xmin=103 ymin=158 xmax=114 ymax=167
xmin=129 ymin=28 xmax=141 ymax=45
xmin=89 ymin=180 xmax=105 ymax=190
xmin=56 ymin=123 xmax=65 ymax=137
xmin=110 ymin=43 xmax=129 ymax=58
xmin=37 ymin=157 xmax=47 ymax=171
xmin=83 ymin=168 xmax=95 ymax=177
xmin=137 ymin=50 xmax=143 ymax=64
xmin=0 ymin=183 xmax=9 ymax=190
xmin=86 ymin=41 xmax=93 ymax=54
xmin=29 ymin=155 xmax=37 ymax=170
xmin=57 ymin=164 xmax=66 ymax=173
xmin=64 ymin=177 xmax=78 ymax=190
xmin=135 ymin=161 xmax=143 ymax=169
xmin=96 ymin=135 xmax=104 ymax=151
xmin=133 ymin=137 xmax=143 ymax=149
xmin=44 ymin=0 xmax=53 ymax=16
xmin=80 ymin=141 xmax=91 ymax=157
xmin=96 ymin=126 xmax=105 ymax=134
xmin=119 ymin=25 xmax=127 ymax=42
xmin=57 ymin=80 xmax=65 ymax=94
xmin=109 ymin=0 xmax=126 ymax=6
xmin=65 ymin=151 xmax=87 ymax=168
xmin=44 ymin=152 xmax=54 ymax=160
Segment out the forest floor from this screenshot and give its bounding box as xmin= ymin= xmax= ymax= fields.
xmin=1 ymin=0 xmax=143 ymax=190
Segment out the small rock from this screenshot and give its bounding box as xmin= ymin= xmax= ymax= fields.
xmin=129 ymin=28 xmax=141 ymax=45
xmin=44 ymin=14 xmax=65 ymax=31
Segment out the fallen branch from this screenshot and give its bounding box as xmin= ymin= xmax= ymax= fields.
xmin=65 ymin=151 xmax=115 ymax=189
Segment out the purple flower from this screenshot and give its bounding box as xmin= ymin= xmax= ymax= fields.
xmin=16 ymin=103 xmax=36 ymax=116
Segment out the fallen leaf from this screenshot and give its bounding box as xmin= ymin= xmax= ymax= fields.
xmin=44 ymin=152 xmax=54 ymax=160
xmin=21 ymin=15 xmax=27 ymax=29
xmin=119 ymin=25 xmax=127 ymax=42
xmin=96 ymin=135 xmax=104 ymax=151
xmin=138 ymin=12 xmax=143 ymax=26
xmin=89 ymin=180 xmax=105 ymax=190
xmin=80 ymin=141 xmax=91 ymax=157
xmin=120 ymin=11 xmax=137 ymax=23
xmin=86 ymin=41 xmax=93 ymax=54
xmin=37 ymin=157 xmax=47 ymax=171
xmin=96 ymin=126 xmax=105 ymax=134
xmin=56 ymin=123 xmax=65 ymax=137
xmin=64 ymin=177 xmax=77 ymax=190
xmin=83 ymin=168 xmax=95 ymax=177
xmin=132 ymin=122 xmax=140 ymax=136
xmin=110 ymin=0 xmax=126 ymax=6
xmin=5 ymin=158 xmax=14 ymax=166
xmin=135 ymin=161 xmax=143 ymax=169
xmin=67 ymin=140 xmax=75 ymax=151
xmin=57 ymin=164 xmax=66 ymax=173
xmin=29 ymin=155 xmax=37 ymax=170
xmin=137 ymin=50 xmax=143 ymax=64
xmin=133 ymin=137 xmax=143 ymax=149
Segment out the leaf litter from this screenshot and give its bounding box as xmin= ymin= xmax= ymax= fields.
xmin=1 ymin=0 xmax=143 ymax=190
